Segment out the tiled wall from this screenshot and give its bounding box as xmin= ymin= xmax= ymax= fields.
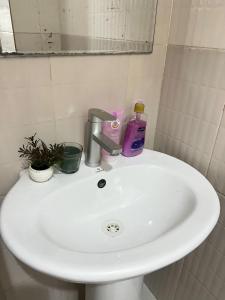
xmin=150 ymin=0 xmax=225 ymax=299
xmin=0 ymin=0 xmax=173 ymax=299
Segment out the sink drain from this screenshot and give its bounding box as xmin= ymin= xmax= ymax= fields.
xmin=103 ymin=221 xmax=123 ymax=237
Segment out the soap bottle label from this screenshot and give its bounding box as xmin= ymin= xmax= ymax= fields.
xmin=131 ymin=138 xmax=145 ymax=150
xmin=130 ymin=127 xmax=146 ymax=151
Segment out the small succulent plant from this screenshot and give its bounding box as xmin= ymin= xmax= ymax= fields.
xmin=18 ymin=133 xmax=64 ymax=170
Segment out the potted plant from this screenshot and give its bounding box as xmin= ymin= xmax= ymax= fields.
xmin=18 ymin=134 xmax=64 ymax=182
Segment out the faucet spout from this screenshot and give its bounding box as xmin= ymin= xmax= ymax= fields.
xmin=85 ymin=108 xmax=122 ymax=167
xmin=93 ymin=133 xmax=122 ymax=156
xmin=88 ymin=109 xmax=116 ymax=123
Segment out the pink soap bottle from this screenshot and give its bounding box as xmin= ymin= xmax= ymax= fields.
xmin=122 ymin=101 xmax=147 ymax=157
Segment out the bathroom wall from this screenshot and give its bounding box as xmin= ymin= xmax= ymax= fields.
xmin=0 ymin=1 xmax=173 ymax=299
xmin=150 ymin=0 xmax=225 ymax=300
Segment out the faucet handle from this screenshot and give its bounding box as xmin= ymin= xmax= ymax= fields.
xmin=88 ymin=108 xmax=116 ymax=123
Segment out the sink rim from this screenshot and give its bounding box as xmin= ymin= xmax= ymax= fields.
xmin=0 ymin=149 xmax=220 ymax=283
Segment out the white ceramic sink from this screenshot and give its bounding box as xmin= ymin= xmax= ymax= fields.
xmin=0 ymin=150 xmax=220 ymax=300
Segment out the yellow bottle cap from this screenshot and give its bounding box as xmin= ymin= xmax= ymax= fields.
xmin=134 ymin=102 xmax=145 ymax=113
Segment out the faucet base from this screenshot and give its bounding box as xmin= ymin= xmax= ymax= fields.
xmin=85 ymin=161 xmax=100 ymax=168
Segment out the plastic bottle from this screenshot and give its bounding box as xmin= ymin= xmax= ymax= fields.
xmin=122 ymin=102 xmax=147 ymax=157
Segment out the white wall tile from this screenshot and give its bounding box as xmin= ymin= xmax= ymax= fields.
xmin=128 ymin=45 xmax=167 ymax=79
xmin=0 ymin=162 xmax=20 ymax=195
xmin=55 ymin=117 xmax=86 ymax=145
xmin=0 ymin=58 xmax=51 ymax=89
xmin=169 ymin=0 xmax=225 ymax=50
xmin=183 ymin=238 xmax=225 ymax=299
xmin=0 ymin=86 xmax=54 ymax=129
xmin=52 ymin=84 xmax=89 ymax=119
xmin=50 ymin=55 xmax=129 ymax=85
xmin=154 ymin=131 xmax=211 ymax=175
xmin=154 ymin=0 xmax=173 ymax=45
xmin=207 ymin=110 xmax=225 ymax=195
xmin=174 ymin=269 xmax=216 ymax=300
xmin=146 ymin=260 xmax=184 ymax=300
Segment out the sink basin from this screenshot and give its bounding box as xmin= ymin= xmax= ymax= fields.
xmin=0 ymin=149 xmax=220 ymax=300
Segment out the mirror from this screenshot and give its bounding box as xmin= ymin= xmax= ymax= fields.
xmin=0 ymin=0 xmax=158 ymax=56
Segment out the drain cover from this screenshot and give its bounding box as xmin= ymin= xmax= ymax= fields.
xmin=103 ymin=221 xmax=123 ymax=237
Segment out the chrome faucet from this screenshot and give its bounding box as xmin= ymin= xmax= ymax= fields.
xmin=85 ymin=108 xmax=122 ymax=167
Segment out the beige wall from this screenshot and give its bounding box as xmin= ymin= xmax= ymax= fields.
xmin=0 ymin=1 xmax=173 ymax=299
xmin=150 ymin=0 xmax=225 ymax=300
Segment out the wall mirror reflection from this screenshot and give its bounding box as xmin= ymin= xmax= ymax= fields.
xmin=0 ymin=0 xmax=158 ymax=56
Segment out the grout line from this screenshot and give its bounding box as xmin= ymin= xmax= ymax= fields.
xmin=152 ymin=55 xmax=167 ymax=151
xmin=152 ymin=0 xmax=174 ymax=150
xmin=159 ymin=0 xmax=175 ymax=88
xmin=163 ymin=73 xmax=225 ymax=92
xmin=167 ymin=0 xmax=175 ymax=45
xmin=159 ymin=102 xmax=221 ymax=126
xmin=206 ymin=104 xmax=225 ymax=178
xmin=185 ymin=269 xmax=218 ymax=299
xmin=154 ymin=128 xmax=212 ymax=158
xmin=153 ymin=46 xmax=172 ymax=148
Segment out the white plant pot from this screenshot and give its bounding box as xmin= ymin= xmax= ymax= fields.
xmin=28 ymin=165 xmax=54 ymax=183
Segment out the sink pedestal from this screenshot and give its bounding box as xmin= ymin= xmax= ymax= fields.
xmin=85 ymin=276 xmax=156 ymax=300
